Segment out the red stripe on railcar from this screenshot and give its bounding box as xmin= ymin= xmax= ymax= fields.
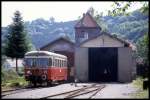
xmin=25 ymin=66 xmax=67 ymax=81
xmin=47 ymin=67 xmax=67 ymax=81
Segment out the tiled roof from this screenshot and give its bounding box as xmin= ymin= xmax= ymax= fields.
xmin=40 ymin=36 xmax=75 ymax=50
xmin=75 ymin=12 xmax=100 ymax=28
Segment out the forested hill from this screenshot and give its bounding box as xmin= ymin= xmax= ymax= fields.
xmin=2 ymin=10 xmax=148 ymax=49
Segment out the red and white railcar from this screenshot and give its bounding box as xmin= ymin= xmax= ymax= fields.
xmin=24 ymin=51 xmax=67 ymax=86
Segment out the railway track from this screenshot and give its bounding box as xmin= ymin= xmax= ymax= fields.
xmin=41 ymin=84 xmax=105 ymax=99
xmin=1 ymin=86 xmax=43 ymax=97
xmin=2 ymin=83 xmax=105 ymax=99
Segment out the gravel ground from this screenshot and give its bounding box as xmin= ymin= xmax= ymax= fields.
xmin=2 ymin=83 xmax=138 ymax=99
xmin=2 ymin=83 xmax=91 ymax=99
xmin=91 ymin=83 xmax=138 ymax=99
xmin=2 ymin=83 xmax=80 ymax=99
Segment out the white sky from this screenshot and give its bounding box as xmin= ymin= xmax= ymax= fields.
xmin=2 ymin=1 xmax=144 ymax=27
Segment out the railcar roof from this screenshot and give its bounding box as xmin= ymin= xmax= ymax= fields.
xmin=25 ymin=51 xmax=67 ymax=58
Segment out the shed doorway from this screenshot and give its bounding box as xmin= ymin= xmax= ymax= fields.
xmin=89 ymin=48 xmax=118 ymax=82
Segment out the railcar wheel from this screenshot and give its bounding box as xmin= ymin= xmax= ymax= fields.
xmin=47 ymin=81 xmax=52 ymax=86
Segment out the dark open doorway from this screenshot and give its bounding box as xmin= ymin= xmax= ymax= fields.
xmin=89 ymin=48 xmax=118 ymax=82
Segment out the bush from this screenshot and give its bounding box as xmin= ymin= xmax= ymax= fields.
xmin=1 ymin=68 xmax=28 ymax=88
xmin=131 ymin=77 xmax=149 ymax=98
xmin=136 ymin=63 xmax=148 ymax=78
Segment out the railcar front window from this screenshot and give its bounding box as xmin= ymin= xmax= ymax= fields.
xmin=25 ymin=58 xmax=49 ymax=67
xmin=25 ymin=58 xmax=34 ymax=67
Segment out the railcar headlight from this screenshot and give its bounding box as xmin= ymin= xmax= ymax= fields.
xmin=44 ymin=71 xmax=47 ymax=74
xmin=27 ymin=70 xmax=32 ymax=75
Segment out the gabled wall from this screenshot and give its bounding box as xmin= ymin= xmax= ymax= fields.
xmin=81 ymin=34 xmax=124 ymax=47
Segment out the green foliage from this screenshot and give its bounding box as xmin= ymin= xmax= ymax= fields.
xmin=131 ymin=77 xmax=149 ymax=98
xmin=2 ymin=69 xmax=19 ymax=82
xmin=136 ymin=33 xmax=149 ymax=65
xmin=108 ymin=1 xmax=132 ymax=16
xmin=2 ymin=68 xmax=28 ymax=88
xmin=108 ymin=1 xmax=149 ymax=16
xmin=139 ymin=2 xmax=149 ymax=15
xmin=135 ymin=33 xmax=148 ymax=78
xmin=4 ymin=11 xmax=32 ymax=59
xmin=3 ymin=10 xmax=33 ymax=73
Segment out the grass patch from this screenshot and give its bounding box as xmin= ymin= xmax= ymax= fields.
xmin=131 ymin=77 xmax=149 ymax=99
xmin=1 ymin=69 xmax=28 ymax=91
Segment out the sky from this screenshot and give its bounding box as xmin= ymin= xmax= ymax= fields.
xmin=2 ymin=1 xmax=144 ymax=27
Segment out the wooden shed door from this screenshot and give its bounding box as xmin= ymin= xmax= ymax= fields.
xmin=89 ymin=48 xmax=118 ymax=82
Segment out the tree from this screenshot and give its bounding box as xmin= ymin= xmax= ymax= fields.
xmin=136 ymin=33 xmax=149 ymax=77
xmin=108 ymin=1 xmax=149 ymax=16
xmin=4 ymin=11 xmax=32 ymax=73
xmin=136 ymin=33 xmax=149 ymax=66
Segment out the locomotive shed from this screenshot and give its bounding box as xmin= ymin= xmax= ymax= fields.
xmin=74 ymin=12 xmax=136 ymax=83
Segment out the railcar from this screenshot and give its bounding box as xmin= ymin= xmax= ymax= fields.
xmin=24 ymin=51 xmax=67 ymax=86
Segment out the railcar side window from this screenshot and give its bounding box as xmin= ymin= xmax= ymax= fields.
xmin=57 ymin=60 xmax=60 ymax=67
xmin=57 ymin=59 xmax=59 ymax=67
xmin=55 ymin=59 xmax=57 ymax=67
xmin=61 ymin=60 xmax=62 ymax=67
xmin=60 ymin=60 xmax=62 ymax=67
xmin=62 ymin=60 xmax=63 ymax=67
xmin=59 ymin=60 xmax=61 ymax=67
xmin=64 ymin=60 xmax=67 ymax=67
xmin=58 ymin=60 xmax=60 ymax=67
xmin=49 ymin=58 xmax=52 ymax=66
xmin=52 ymin=58 xmax=55 ymax=67
xmin=62 ymin=60 xmax=64 ymax=67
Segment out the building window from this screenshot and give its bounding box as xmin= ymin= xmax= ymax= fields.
xmin=79 ymin=31 xmax=88 ymax=42
xmin=84 ymin=32 xmax=88 ymax=39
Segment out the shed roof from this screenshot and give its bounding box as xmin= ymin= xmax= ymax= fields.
xmin=40 ymin=36 xmax=75 ymax=50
